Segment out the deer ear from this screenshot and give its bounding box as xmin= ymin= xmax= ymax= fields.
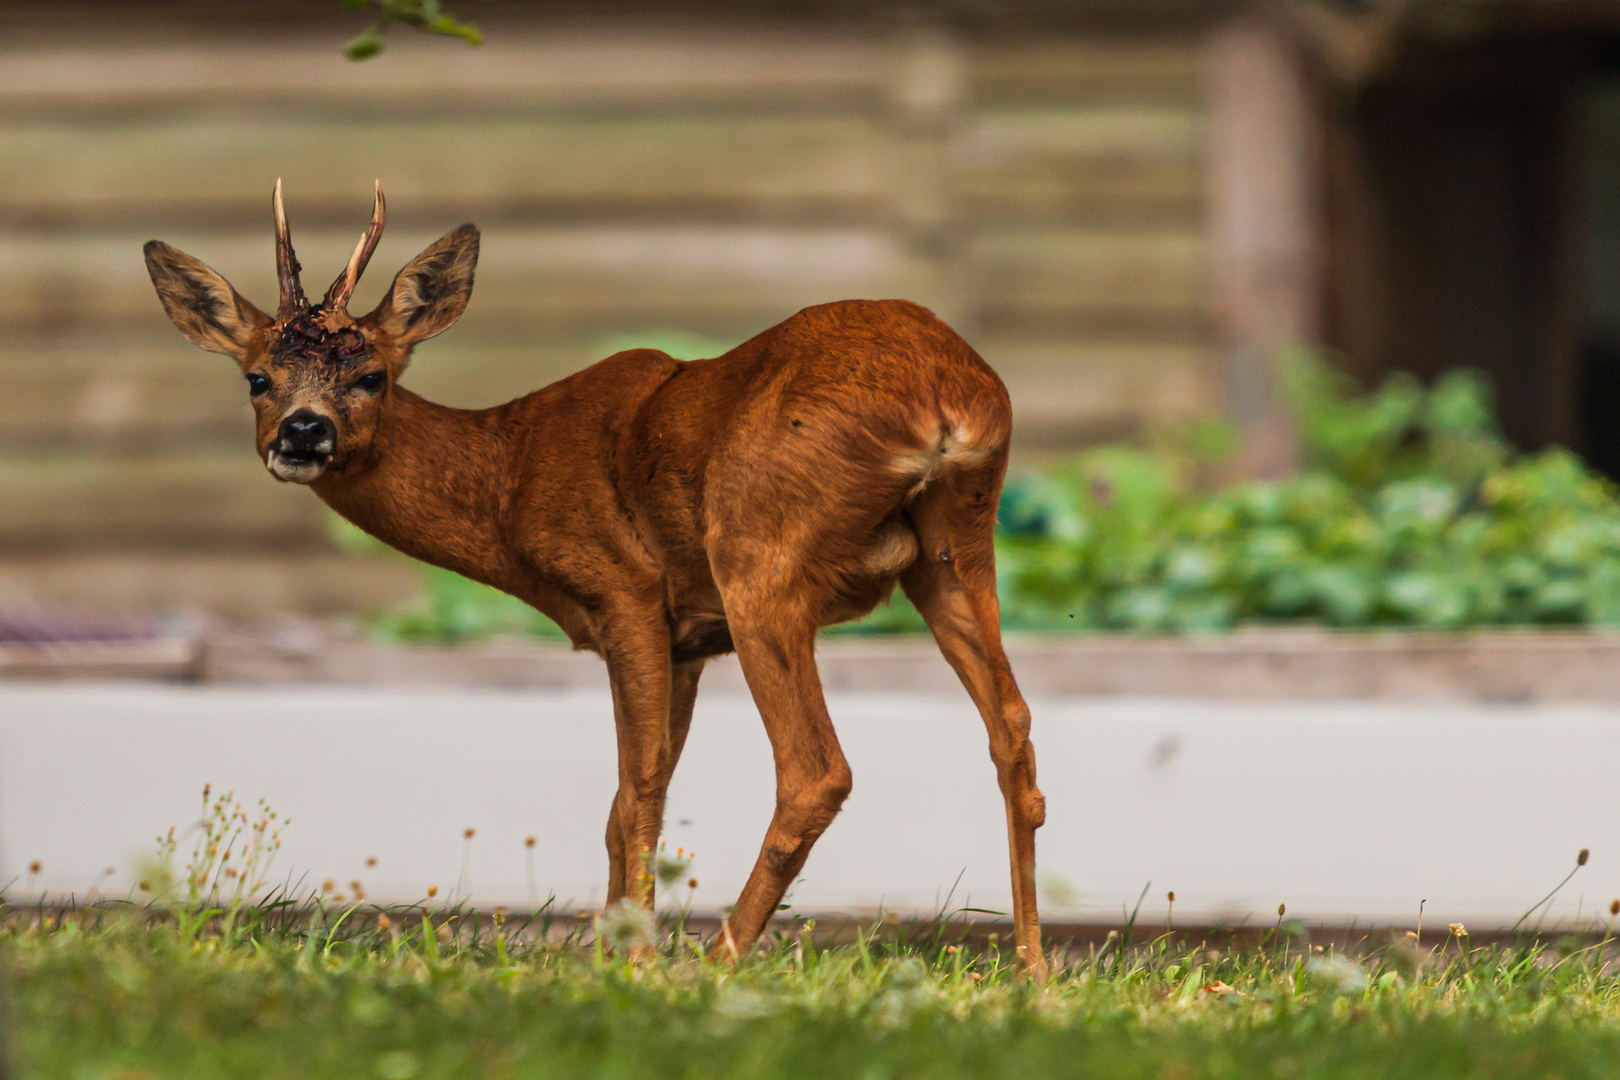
xmin=365 ymin=224 xmax=479 ymax=347
xmin=144 ymin=241 xmax=271 ymax=360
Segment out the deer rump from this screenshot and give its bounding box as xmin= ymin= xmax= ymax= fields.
xmin=601 ymin=298 xmax=1012 ymax=665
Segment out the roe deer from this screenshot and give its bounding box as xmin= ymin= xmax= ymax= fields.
xmin=144 ymin=182 xmax=1047 ymax=975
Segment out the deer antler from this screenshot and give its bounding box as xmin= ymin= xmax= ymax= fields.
xmin=273 ymin=178 xmax=308 ymax=323
xmin=323 ymin=181 xmax=387 ymax=314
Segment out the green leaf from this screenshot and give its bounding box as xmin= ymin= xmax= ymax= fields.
xmin=1383 ymin=572 xmax=1470 ymax=627
xmin=344 ymin=31 xmax=384 ymax=61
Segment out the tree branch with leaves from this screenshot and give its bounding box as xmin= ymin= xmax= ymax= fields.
xmin=341 ymin=0 xmax=484 ymax=61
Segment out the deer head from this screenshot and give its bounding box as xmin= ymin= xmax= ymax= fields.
xmin=144 ymin=181 xmax=479 ymax=483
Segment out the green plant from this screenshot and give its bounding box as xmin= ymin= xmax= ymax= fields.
xmin=994 ymin=356 xmax=1620 ymax=632
xmin=142 ymin=786 xmax=287 ymax=943
xmin=341 ymin=0 xmax=484 ymax=61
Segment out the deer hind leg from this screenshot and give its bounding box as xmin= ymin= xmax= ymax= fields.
xmin=605 ymin=658 xmax=704 ymax=908
xmin=900 ymin=469 xmax=1048 ymax=980
xmin=707 ymin=564 xmax=851 ymax=962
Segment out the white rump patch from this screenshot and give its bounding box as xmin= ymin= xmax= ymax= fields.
xmin=892 ymin=421 xmax=994 ymax=500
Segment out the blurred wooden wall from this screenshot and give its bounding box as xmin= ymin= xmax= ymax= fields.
xmin=0 ymin=3 xmax=1216 ymax=617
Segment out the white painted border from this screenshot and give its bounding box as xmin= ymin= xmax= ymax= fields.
xmin=2 ymin=682 xmax=1615 ymax=929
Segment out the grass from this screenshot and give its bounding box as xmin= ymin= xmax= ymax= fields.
xmin=15 ymin=897 xmax=1620 ymax=1080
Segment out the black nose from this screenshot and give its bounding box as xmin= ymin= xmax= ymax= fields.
xmin=277 ymin=410 xmax=335 ymax=453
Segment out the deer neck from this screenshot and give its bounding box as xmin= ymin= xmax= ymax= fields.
xmin=311 ymin=387 xmax=516 ymax=589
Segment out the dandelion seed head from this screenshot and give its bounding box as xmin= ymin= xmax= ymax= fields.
xmin=1306 ymin=955 xmax=1367 ymax=996
xmin=600 ymin=899 xmax=656 ymax=953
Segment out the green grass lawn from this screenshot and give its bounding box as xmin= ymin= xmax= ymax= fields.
xmin=14 ymin=901 xmax=1620 ymax=1080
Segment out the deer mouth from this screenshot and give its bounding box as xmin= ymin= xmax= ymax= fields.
xmin=266 ymin=446 xmax=331 ymax=484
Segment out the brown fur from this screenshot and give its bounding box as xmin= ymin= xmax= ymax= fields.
xmin=145 ymin=189 xmax=1048 ymax=976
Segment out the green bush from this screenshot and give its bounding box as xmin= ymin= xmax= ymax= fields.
xmin=994 ymin=356 xmax=1620 ymax=632
xmin=352 ymin=352 xmax=1620 ymax=640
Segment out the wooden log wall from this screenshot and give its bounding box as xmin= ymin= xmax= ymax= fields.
xmin=0 ymin=7 xmax=1214 ymax=616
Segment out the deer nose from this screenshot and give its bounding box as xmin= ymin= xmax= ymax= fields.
xmin=277 ymin=410 xmax=335 ymax=453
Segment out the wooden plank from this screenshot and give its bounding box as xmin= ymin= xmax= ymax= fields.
xmin=0 ymin=552 xmax=420 ymax=619
xmin=0 ymin=225 xmax=949 ymax=331
xmin=190 ymin=625 xmax=1620 ymax=705
xmin=0 ymin=639 xmax=201 ymax=681
xmin=971 ymin=228 xmax=1210 ymax=329
xmin=961 ymin=106 xmax=1205 ymax=223
xmin=0 ymin=224 xmax=1205 ymax=335
xmin=985 ymin=340 xmax=1221 ymax=447
xmin=0 ymin=334 xmax=249 ymax=444
xmin=0 ymin=113 xmax=890 ymax=222
xmin=0 ymin=29 xmax=889 ymax=112
xmin=969 ymin=40 xmax=1203 ymax=106
xmin=0 ymin=447 xmax=328 ymax=549
xmin=0 ymin=30 xmax=1204 ymax=116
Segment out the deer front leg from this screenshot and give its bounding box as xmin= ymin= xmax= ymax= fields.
xmin=605 ymin=659 xmax=705 ymax=905
xmin=709 ymin=593 xmax=851 ymax=962
xmin=599 ymin=625 xmax=680 ymax=914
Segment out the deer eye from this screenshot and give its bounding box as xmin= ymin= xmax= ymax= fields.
xmin=356 ymin=371 xmax=386 ymax=393
xmin=246 ymin=373 xmax=270 ymax=397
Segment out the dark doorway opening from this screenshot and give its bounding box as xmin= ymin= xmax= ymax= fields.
xmin=1579 ymin=64 xmax=1620 ymax=480
xmin=1321 ymin=32 xmax=1593 ymax=461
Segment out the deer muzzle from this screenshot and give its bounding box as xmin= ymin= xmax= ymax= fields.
xmin=268 ymin=408 xmax=336 ymax=483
